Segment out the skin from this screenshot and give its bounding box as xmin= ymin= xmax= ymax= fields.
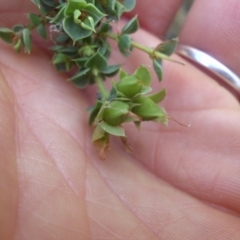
xmin=1 ymin=0 xmax=240 ymax=239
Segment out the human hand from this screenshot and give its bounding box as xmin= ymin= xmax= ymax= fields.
xmin=1 ymin=1 xmax=240 ymax=239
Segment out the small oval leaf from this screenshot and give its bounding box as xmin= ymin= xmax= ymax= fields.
xmin=0 ymin=28 xmax=14 ymax=43
xmin=153 ymin=59 xmax=163 ymax=81
xmin=118 ymin=34 xmax=132 ymax=57
xmin=134 ymin=65 xmax=152 ymax=86
xmin=22 ymin=29 xmax=32 ymax=54
xmin=121 ymin=15 xmax=139 ymax=35
xmin=147 ymin=89 xmax=166 ymax=104
xmin=100 ymin=121 xmax=126 ymax=137
xmin=155 ymin=38 xmax=178 ymax=56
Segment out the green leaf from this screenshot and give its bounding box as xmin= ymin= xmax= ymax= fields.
xmin=119 ymin=68 xmax=128 ymax=80
xmin=12 ymin=25 xmax=24 ymax=33
xmin=39 ymin=0 xmax=56 ymax=13
xmin=95 ymin=101 xmax=108 ymax=122
xmin=0 ymin=28 xmax=14 ymax=43
xmin=153 ymin=59 xmax=163 ymax=81
xmin=56 ymin=61 xmax=72 ymax=72
xmin=114 ymin=2 xmax=125 ymax=19
xmin=85 ymin=51 xmax=108 ymax=70
xmin=99 ymin=42 xmax=110 ymax=57
xmin=134 ymin=65 xmax=152 ymax=86
xmin=100 ymin=121 xmax=126 ymax=137
xmin=31 ymin=0 xmax=40 ymax=8
xmin=63 ymin=17 xmax=91 ymax=42
xmin=108 ymin=87 xmax=117 ymax=101
xmin=107 ymin=0 xmax=116 ymax=10
xmin=132 ymin=97 xmax=166 ymax=121
xmin=118 ymin=34 xmax=132 ymax=57
xmin=147 ymin=89 xmax=166 ymax=104
xmin=101 ymin=65 xmax=120 ymax=77
xmin=55 ymin=63 xmax=69 ymax=72
xmin=64 ymin=0 xmax=106 ymax=24
xmin=50 ymin=5 xmax=65 ymax=23
xmin=80 ymin=16 xmax=96 ymax=32
xmin=52 ymin=53 xmax=68 ymax=64
xmin=139 ymin=87 xmax=152 ymax=95
xmin=100 ymin=21 xmax=112 ymax=32
xmin=92 ymin=125 xmax=106 ymax=142
xmin=13 ymin=39 xmax=22 ymax=53
xmin=73 ymin=57 xmax=89 ymax=67
xmin=121 ymin=0 xmax=136 ymax=11
xmin=54 ymin=33 xmax=70 ymax=43
xmin=69 ymin=68 xmax=91 ymax=88
xmin=73 ymin=9 xmax=82 ymax=24
xmin=37 ymin=24 xmax=47 ymax=39
xmin=89 ymin=101 xmax=103 ymax=125
xmin=84 ymin=4 xmax=106 ymax=23
xmin=59 ymin=47 xmax=78 ymax=53
xmin=50 ymin=45 xmax=64 ymax=51
xmin=42 ymin=0 xmax=56 ymax=7
xmin=121 ymin=15 xmax=139 ymax=35
xmin=28 ymin=13 xmax=41 ymax=27
xmin=155 ymin=38 xmax=178 ymax=56
xmin=22 ymin=29 xmax=31 ymax=54
xmin=64 ymin=0 xmax=87 ymax=16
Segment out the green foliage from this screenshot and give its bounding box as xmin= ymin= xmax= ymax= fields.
xmin=121 ymin=15 xmax=139 ymax=35
xmin=28 ymin=13 xmax=41 ymax=26
xmin=153 ymin=59 xmax=163 ymax=81
xmin=62 ymin=0 xmax=106 ymax=42
xmin=155 ymin=38 xmax=179 ymax=56
xmin=0 ymin=0 xmax=180 ymax=160
xmin=132 ymin=97 xmax=166 ymax=121
xmin=22 ymin=29 xmax=32 ymax=54
xmin=118 ymin=34 xmax=132 ymax=56
xmin=89 ymin=67 xmax=168 ymax=159
xmin=0 ymin=28 xmax=14 ymax=43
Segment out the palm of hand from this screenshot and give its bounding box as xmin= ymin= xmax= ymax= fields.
xmin=1 ymin=1 xmax=240 ymax=239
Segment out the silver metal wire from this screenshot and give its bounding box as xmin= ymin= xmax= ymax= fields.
xmin=177 ymin=44 xmax=240 ymax=95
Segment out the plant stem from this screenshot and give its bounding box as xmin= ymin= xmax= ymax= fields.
xmin=95 ymin=76 xmax=109 ymax=100
xmin=103 ymin=32 xmax=183 ymax=65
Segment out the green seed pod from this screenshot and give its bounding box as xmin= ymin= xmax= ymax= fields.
xmin=132 ymin=97 xmax=165 ymax=120
xmin=103 ymin=101 xmax=130 ymax=126
xmin=116 ymin=75 xmax=142 ymax=98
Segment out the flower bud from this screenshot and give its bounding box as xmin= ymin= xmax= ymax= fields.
xmin=116 ymin=75 xmax=142 ymax=98
xmin=103 ymin=101 xmax=130 ymax=126
xmin=132 ymin=97 xmax=165 ymax=120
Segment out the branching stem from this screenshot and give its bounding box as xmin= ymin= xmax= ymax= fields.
xmin=104 ymin=32 xmax=184 ymax=65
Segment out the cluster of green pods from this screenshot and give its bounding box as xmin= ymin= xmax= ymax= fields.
xmin=89 ymin=66 xmax=167 ymax=159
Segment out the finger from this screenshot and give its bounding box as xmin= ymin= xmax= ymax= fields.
xmin=0 ymin=69 xmax=18 ymax=239
xmin=180 ymin=0 xmax=240 ymax=76
xmin=0 ymin=0 xmax=36 ymax=26
xmin=126 ymin=0 xmax=183 ymax=37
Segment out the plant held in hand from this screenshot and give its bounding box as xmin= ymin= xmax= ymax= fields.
xmin=0 ymin=0 xmax=179 ymax=160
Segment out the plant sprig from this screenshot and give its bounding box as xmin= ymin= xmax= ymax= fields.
xmin=0 ymin=0 xmax=180 ymax=160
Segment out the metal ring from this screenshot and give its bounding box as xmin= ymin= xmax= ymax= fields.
xmin=177 ymin=44 xmax=240 ymax=95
